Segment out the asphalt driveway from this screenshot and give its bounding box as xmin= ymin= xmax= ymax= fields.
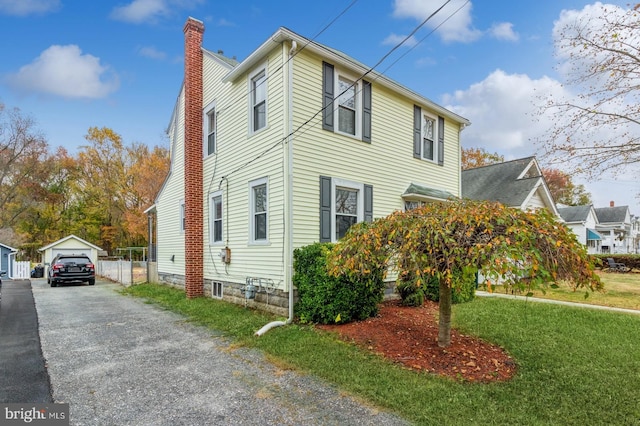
xmin=31 ymin=278 xmax=408 ymax=425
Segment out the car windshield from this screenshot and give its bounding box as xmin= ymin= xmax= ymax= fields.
xmin=57 ymin=257 xmax=91 ymax=264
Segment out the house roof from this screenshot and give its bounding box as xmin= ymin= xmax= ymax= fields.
xmin=557 ymin=205 xmax=594 ymax=223
xmin=221 ymin=26 xmax=470 ymax=127
xmin=594 ymin=205 xmax=629 ymax=224
xmin=0 ymin=243 xmax=17 ymax=252
xmin=38 ymin=234 xmax=103 ymax=252
xmin=462 ymin=157 xmax=542 ymax=206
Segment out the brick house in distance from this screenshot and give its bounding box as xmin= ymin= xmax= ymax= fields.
xmin=149 ymin=18 xmax=470 ymax=317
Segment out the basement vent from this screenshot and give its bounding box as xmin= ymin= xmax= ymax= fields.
xmin=211 ymin=281 xmax=223 ymax=299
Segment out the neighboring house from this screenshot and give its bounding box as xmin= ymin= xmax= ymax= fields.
xmin=632 ymin=215 xmax=640 ymax=254
xmin=0 ymin=243 xmax=17 ymax=275
xmin=150 ymin=18 xmax=470 ymax=313
xmin=461 ymin=157 xmax=559 ymax=216
xmin=557 ymin=205 xmax=602 ymax=254
xmin=39 ymin=235 xmax=102 ymax=275
xmin=595 ymin=202 xmax=633 ymax=254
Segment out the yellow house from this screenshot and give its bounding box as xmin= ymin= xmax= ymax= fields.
xmin=151 ymin=18 xmax=470 ymax=315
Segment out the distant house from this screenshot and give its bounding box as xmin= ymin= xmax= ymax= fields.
xmin=595 ymin=203 xmax=633 ymax=254
xmin=461 ymin=157 xmax=559 ymax=216
xmin=38 ymin=235 xmax=102 ymax=275
xmin=149 ymin=18 xmax=470 ymax=313
xmin=557 ymin=205 xmax=602 ymax=254
xmin=0 ymin=243 xmax=17 ymax=276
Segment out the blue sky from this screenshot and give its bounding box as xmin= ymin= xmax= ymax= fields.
xmin=0 ymin=0 xmax=638 ymax=214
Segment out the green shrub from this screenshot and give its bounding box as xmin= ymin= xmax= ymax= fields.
xmin=293 ymin=242 xmax=385 ymax=324
xmin=397 ymin=267 xmax=476 ymax=305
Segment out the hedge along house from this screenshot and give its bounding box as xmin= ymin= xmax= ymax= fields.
xmin=151 ymin=18 xmax=470 ymax=316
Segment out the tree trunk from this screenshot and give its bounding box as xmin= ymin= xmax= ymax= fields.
xmin=438 ymin=280 xmax=452 ymax=347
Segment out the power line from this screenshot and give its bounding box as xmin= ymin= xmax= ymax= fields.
xmin=220 ymin=0 xmax=456 ymax=182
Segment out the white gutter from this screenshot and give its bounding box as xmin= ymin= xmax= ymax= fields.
xmin=256 ymin=39 xmax=297 ymax=336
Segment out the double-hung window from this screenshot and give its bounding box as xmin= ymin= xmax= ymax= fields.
xmin=413 ymin=105 xmax=444 ymax=165
xmin=250 ymin=177 xmax=268 ymax=243
xmin=250 ymin=67 xmax=267 ymax=133
xmin=337 ymin=75 xmax=358 ymax=136
xmin=322 ymin=62 xmax=371 ymax=143
xmin=209 ymin=191 xmax=223 ymax=244
xmin=422 ymin=114 xmax=435 ymax=161
xmin=319 ymin=176 xmax=372 ymax=242
xmin=204 ymin=102 xmax=216 ymax=156
xmin=334 ymin=182 xmax=361 ymax=240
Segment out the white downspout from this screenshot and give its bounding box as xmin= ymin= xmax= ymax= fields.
xmin=256 ymin=39 xmax=297 ymax=336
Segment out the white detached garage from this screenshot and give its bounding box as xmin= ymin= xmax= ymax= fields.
xmin=39 ymin=235 xmax=102 ymax=275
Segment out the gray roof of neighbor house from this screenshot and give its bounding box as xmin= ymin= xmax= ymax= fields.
xmin=461 ymin=157 xmax=540 ymax=207
xmin=557 ymin=205 xmax=593 ymax=223
xmin=595 ymin=206 xmax=629 ymax=224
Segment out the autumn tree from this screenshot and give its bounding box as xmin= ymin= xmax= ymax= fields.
xmin=538 ymin=3 xmax=640 ymax=178
xmin=542 ymin=167 xmax=592 ymax=206
xmin=461 ymin=147 xmax=504 ymax=170
xmin=0 ymin=103 xmax=52 ymax=229
xmin=327 ymin=200 xmax=601 ymax=347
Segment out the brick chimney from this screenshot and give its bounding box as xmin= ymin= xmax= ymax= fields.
xmin=610 ymin=201 xmax=615 ymax=207
xmin=183 ymin=17 xmax=204 ymax=298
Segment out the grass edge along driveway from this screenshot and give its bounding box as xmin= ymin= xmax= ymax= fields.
xmin=122 ymin=284 xmax=640 ymax=425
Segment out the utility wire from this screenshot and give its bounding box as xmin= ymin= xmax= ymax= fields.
xmin=220 ymin=0 xmax=454 ymax=182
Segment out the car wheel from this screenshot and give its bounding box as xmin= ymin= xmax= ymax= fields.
xmin=88 ymin=279 xmax=95 ymax=286
xmin=51 ymin=281 xmax=57 ymax=287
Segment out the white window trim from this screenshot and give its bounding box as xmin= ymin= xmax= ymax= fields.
xmin=249 ymin=177 xmax=269 ymax=244
xmin=203 ymin=101 xmax=216 ymax=157
xmin=248 ymin=64 xmax=268 ymax=135
xmin=331 ymin=178 xmax=364 ymax=242
xmin=334 ymin=70 xmax=361 ymax=139
xmin=209 ymin=190 xmax=223 ymax=245
xmin=179 ymin=199 xmax=185 ymax=233
xmin=421 ymin=110 xmax=438 ymax=162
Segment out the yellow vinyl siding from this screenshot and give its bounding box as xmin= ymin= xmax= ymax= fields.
xmin=200 ymin=46 xmax=287 ymax=286
xmin=289 ymin=50 xmax=462 ymax=247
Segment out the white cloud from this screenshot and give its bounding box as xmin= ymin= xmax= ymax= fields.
xmin=110 ymin=0 xmax=203 ymax=24
xmin=442 ymin=69 xmax=566 ymax=160
xmin=393 ymin=0 xmax=481 ymax=43
xmin=488 ymin=22 xmax=518 ymax=41
xmin=0 ymin=0 xmax=60 ymax=16
xmin=382 ymin=33 xmax=418 ymax=47
xmin=138 ymin=46 xmax=167 ymax=60
xmin=5 ymin=45 xmax=119 ymax=99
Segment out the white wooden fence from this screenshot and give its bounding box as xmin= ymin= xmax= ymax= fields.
xmin=12 ymin=261 xmax=30 ymax=279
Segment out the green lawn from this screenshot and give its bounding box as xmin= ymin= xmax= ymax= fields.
xmin=490 ymin=271 xmax=640 ymax=310
xmin=122 ymin=283 xmax=640 ymax=425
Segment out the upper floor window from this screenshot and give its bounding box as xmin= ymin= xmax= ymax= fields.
xmin=322 ymin=62 xmax=371 ymax=143
xmin=204 ymin=102 xmax=216 ymax=156
xmin=337 ymin=75 xmax=358 ymax=136
xmin=209 ymin=191 xmax=223 ymax=244
xmin=250 ymin=177 xmax=268 ymax=243
xmin=413 ymin=105 xmax=444 ymax=166
xmin=250 ymin=67 xmax=267 ymax=133
xmin=422 ymin=114 xmax=435 ymax=161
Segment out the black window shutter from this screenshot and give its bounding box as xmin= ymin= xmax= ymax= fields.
xmin=438 ymin=116 xmax=445 ymax=166
xmin=413 ymin=105 xmax=421 ymax=158
xmin=364 ymin=184 xmax=373 ymax=222
xmin=322 ymin=62 xmax=334 ymax=131
xmin=362 ymin=80 xmax=372 ymax=143
xmin=319 ymin=176 xmax=332 ymax=242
